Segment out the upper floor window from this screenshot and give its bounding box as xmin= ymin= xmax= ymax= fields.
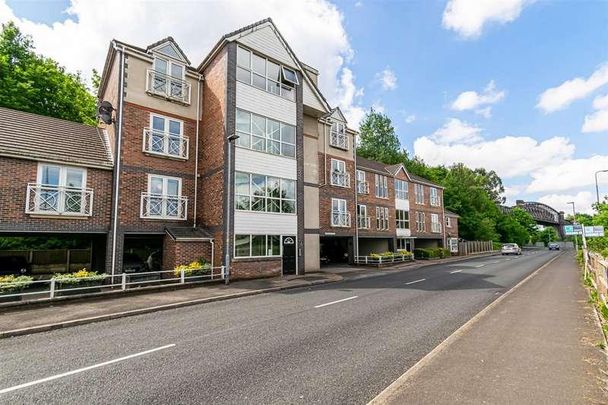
xmin=376 ymin=206 xmax=389 ymax=230
xmin=236 ymin=109 xmax=295 ymax=158
xmin=430 ymin=187 xmax=440 ymax=206
xmin=414 ymin=183 xmax=425 ymax=205
xmin=236 ymin=46 xmax=298 ymax=101
xmin=143 ymin=114 xmax=188 ymax=159
xmin=235 ymin=172 xmax=296 ymax=214
xmin=141 ymin=175 xmax=187 ymax=220
xmin=431 ymin=213 xmax=442 ymax=233
xmin=330 ymin=121 xmax=348 ymax=150
xmin=446 ymin=216 xmax=452 ymax=228
xmin=356 ymin=170 xmax=369 ymax=194
xmin=357 ymin=204 xmax=370 ymax=229
xmin=26 ymin=164 xmax=92 ymax=216
xmin=416 ymin=211 xmax=425 ymax=232
xmin=147 ymin=57 xmax=190 ymax=104
xmin=396 ymin=209 xmax=409 ymax=229
xmin=331 ymin=159 xmax=350 ymax=188
xmin=331 ymin=198 xmax=350 ymax=227
xmin=375 ymin=174 xmax=388 ymax=198
xmin=395 ymin=179 xmax=408 ymax=200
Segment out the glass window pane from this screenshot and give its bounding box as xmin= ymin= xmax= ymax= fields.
xmin=267 ymin=80 xmax=281 ymax=95
xmin=281 ymin=143 xmax=295 ymax=157
xmin=155 ymin=58 xmax=167 ymax=73
xmin=281 ymin=200 xmax=295 ymax=214
xmin=267 ymin=61 xmax=280 ymax=81
xmin=235 ymin=172 xmax=250 ymax=195
xmin=281 ymin=124 xmax=295 ymax=144
xmin=236 ymin=133 xmax=250 ymax=148
xmin=269 ymin=235 xmax=281 ymax=256
xmin=281 ymin=179 xmax=295 ymax=199
xmin=282 ymin=67 xmax=298 ymax=84
xmin=168 ymin=120 xmax=181 ymax=135
xmin=236 ymin=110 xmax=250 ymax=133
xmin=65 ymin=169 xmax=84 ymax=188
xmin=252 ymin=73 xmax=265 ymax=90
xmin=251 ymin=197 xmax=265 ymax=212
xmin=235 ymin=235 xmax=250 ymax=257
xmin=237 ymin=47 xmax=250 ymax=68
xmin=251 ymin=54 xmax=265 ymax=74
xmin=235 ymin=195 xmax=250 ymax=211
xmin=252 ymin=115 xmax=265 ymax=136
xmin=166 ymin=179 xmax=179 ymax=196
xmin=281 ymin=85 xmax=295 ymax=101
xmin=41 ymin=166 xmax=60 ymax=186
xmin=251 ymin=136 xmax=265 ymax=151
xmin=236 ymin=67 xmax=251 ymax=84
xmin=170 ymin=63 xmax=183 ymax=79
xmin=267 ymin=120 xmax=280 ymax=140
xmin=267 ymin=177 xmax=280 ymax=198
xmin=251 ymin=175 xmax=266 ymax=196
xmin=150 ymin=177 xmax=163 ymax=194
xmin=152 ymin=116 xmax=165 ymax=131
xmin=267 ymin=140 xmax=280 ymax=155
xmin=267 ymin=198 xmax=280 ymax=213
xmin=251 ymin=235 xmax=266 ymax=256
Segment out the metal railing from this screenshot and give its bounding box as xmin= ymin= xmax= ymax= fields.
xmin=140 ymin=193 xmax=188 ymax=220
xmin=0 ymin=267 xmax=226 ymax=303
xmin=355 ymin=254 xmax=414 ymax=265
xmin=331 ymin=211 xmax=351 ymax=227
xmin=25 ymin=183 xmax=93 ymax=216
xmin=146 ymin=69 xmax=191 ymax=104
xmin=357 ymin=181 xmax=369 ymax=194
xmin=358 ymin=216 xmax=370 ymax=229
xmin=331 ymin=171 xmax=350 ymax=188
xmin=330 ymin=131 xmax=349 ymax=150
xmin=143 ymin=128 xmax=189 ymax=159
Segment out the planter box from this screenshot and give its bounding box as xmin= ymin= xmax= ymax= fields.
xmin=55 ymin=281 xmax=103 ymax=296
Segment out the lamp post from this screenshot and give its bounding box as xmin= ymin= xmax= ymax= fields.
xmin=225 ymin=133 xmax=240 ymax=284
xmin=595 ymin=169 xmax=608 ymax=207
xmin=567 ymin=201 xmax=579 ymax=252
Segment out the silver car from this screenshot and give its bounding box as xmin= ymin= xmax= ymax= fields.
xmin=501 ymin=243 xmax=522 ymax=255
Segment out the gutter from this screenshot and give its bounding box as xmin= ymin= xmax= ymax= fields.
xmin=193 ymin=73 xmax=203 ymax=227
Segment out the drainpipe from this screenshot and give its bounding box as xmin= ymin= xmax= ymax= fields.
xmin=323 ymin=119 xmax=328 ymax=186
xmin=353 ymin=132 xmax=359 ymax=262
xmin=193 ymin=74 xmax=203 ymax=228
xmin=110 ymin=42 xmax=125 ymax=279
xmin=441 ymin=193 xmax=447 ymax=249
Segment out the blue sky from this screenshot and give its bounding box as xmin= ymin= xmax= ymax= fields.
xmin=3 ymin=0 xmax=608 ymax=213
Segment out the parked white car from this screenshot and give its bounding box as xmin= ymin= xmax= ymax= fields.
xmin=501 ymin=243 xmax=522 ymax=255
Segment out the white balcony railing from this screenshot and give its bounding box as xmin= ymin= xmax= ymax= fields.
xmin=140 ymin=193 xmax=187 ymax=220
xmin=331 ymin=211 xmax=351 ymax=227
xmin=143 ymin=128 xmax=189 ymax=159
xmin=357 ymin=181 xmax=369 ymax=194
xmin=146 ymin=69 xmax=191 ymax=105
xmin=358 ymin=216 xmax=371 ymax=229
xmin=25 ymin=184 xmax=93 ymax=216
xmin=331 ymin=171 xmax=350 ymax=188
xmin=330 ymin=132 xmax=349 ymax=150
xmin=431 ymin=223 xmax=442 ymax=233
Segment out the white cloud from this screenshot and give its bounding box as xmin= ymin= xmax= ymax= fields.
xmin=336 ymin=67 xmax=366 ymax=127
xmin=538 ymin=191 xmax=596 ymax=215
xmin=526 ymin=154 xmax=608 ymax=193
xmin=375 ymin=67 xmax=397 ymax=91
xmin=414 ymin=120 xmax=575 ymax=179
xmin=537 ymin=64 xmax=608 ymax=113
xmin=0 ymin=0 xmax=364 ymax=125
xmin=371 ymin=100 xmax=385 ymax=113
xmin=405 ymin=114 xmax=416 ymax=124
xmin=582 ymin=94 xmax=608 ymax=133
xmin=442 ymin=0 xmax=533 ymax=39
xmin=451 ymin=81 xmax=505 ymax=118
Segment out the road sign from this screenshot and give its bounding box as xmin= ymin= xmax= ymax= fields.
xmin=563 ymin=225 xmax=582 ymax=235
xmin=584 ymin=226 xmax=605 ymax=237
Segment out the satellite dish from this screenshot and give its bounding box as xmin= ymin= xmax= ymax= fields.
xmin=98 ymin=101 xmax=114 ymax=124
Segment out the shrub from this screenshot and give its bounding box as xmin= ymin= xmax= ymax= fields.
xmin=396 ymin=250 xmax=413 ymax=258
xmin=492 ymin=242 xmax=503 ymax=251
xmin=413 ymin=248 xmax=430 ymax=259
xmin=173 ymin=259 xmax=211 ymax=277
xmin=51 ymin=269 xmax=106 ymax=285
xmin=0 ymin=275 xmax=33 ymax=293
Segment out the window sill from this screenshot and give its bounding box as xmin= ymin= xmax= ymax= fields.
xmin=146 ymin=91 xmax=191 ymax=106
xmin=235 ymin=210 xmax=297 ymax=216
xmin=143 ymin=151 xmax=188 ymax=161
xmin=234 ymin=145 xmax=296 ymax=160
xmin=236 ymin=78 xmax=296 ymax=103
xmin=27 ymin=213 xmax=91 ymax=219
xmin=329 ymin=143 xmax=349 ymax=151
xmin=330 ymin=183 xmax=350 ymax=188
xmin=140 ymin=216 xmax=187 ymax=221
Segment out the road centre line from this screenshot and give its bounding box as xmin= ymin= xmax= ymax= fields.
xmin=0 ymin=344 xmax=176 ymax=395
xmin=314 ymin=296 xmax=358 ymax=308
xmin=405 ymin=278 xmax=426 ymax=285
xmin=475 ymin=264 xmax=485 ymax=268
xmin=449 ymin=270 xmax=463 ymax=274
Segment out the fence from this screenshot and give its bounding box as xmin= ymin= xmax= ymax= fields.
xmin=0 ymin=266 xmax=226 ymax=303
xmin=0 ymin=249 xmax=92 ymax=273
xmin=457 ymin=241 xmax=495 ymax=256
xmin=354 ymin=254 xmax=414 ymax=265
xmin=587 ymin=251 xmax=608 ymax=305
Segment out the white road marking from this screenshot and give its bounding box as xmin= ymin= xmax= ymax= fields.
xmin=314 ymin=296 xmax=358 ymax=308
xmin=0 ymin=344 xmax=175 ymax=395
xmin=475 ymin=264 xmax=485 ymax=268
xmin=405 ymin=278 xmax=426 ymax=285
xmin=449 ymin=270 xmax=463 ymax=274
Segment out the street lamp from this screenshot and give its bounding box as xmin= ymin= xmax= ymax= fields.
xmin=567 ymin=201 xmax=578 ymax=251
xmin=225 ymin=133 xmax=240 ymax=284
xmin=595 ymin=169 xmax=608 ymax=207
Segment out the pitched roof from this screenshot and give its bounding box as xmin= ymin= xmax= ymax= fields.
xmin=356 ymin=156 xmax=392 ymax=174
xmin=408 ymin=172 xmax=443 ymax=188
xmin=356 ymin=156 xmax=443 ymax=188
xmin=445 ymin=210 xmax=460 ymax=217
xmin=146 ymin=37 xmax=191 ymax=65
xmin=166 ymin=227 xmax=213 ymax=241
xmin=0 ymin=107 xmax=113 ymax=169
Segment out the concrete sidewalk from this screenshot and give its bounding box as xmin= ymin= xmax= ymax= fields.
xmin=372 ymin=253 xmax=607 ymax=404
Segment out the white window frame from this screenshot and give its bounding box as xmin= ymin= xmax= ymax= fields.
xmin=357 ymin=204 xmax=370 ymax=229
xmin=147 ymin=174 xmax=182 ymax=196
xmin=415 ymin=183 xmax=425 ymax=205
xmin=153 ymin=56 xmax=186 ymax=81
xmin=141 ymin=174 xmax=186 ymax=220
xmin=430 ymin=187 xmax=440 ymax=206
xmin=28 ymin=164 xmax=91 ymax=216
xmin=331 ymin=158 xmax=350 ymax=188
xmin=446 ymin=216 xmax=452 ymax=228
xmin=431 ymin=213 xmax=441 ymax=233
xmin=235 ymin=108 xmax=296 ymax=158
xmin=396 ymin=209 xmax=410 ymax=230
xmin=395 ymin=179 xmax=408 ymax=200
xmin=330 ymin=121 xmax=349 ymax=150
xmin=36 ymin=164 xmax=87 ymax=189
xmin=375 ymin=174 xmax=388 ymax=199
xmin=331 ymin=198 xmax=349 ymax=227
xmin=144 ymin=113 xmax=187 ymax=159
xmin=234 ymin=172 xmax=296 ymax=215
xmin=236 ymin=46 xmax=297 ymax=101
xmin=234 ymin=234 xmax=283 ymax=258
xmin=416 ymin=211 xmax=426 ymax=232
xmin=376 ymin=206 xmax=389 ymax=230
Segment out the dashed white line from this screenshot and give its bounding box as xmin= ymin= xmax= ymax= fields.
xmin=475 ymin=264 xmax=485 ymax=268
xmin=314 ymin=296 xmax=358 ymax=308
xmin=449 ymin=270 xmax=463 ymax=274
xmin=0 ymin=344 xmax=176 ymax=395
xmin=405 ymin=278 xmax=426 ymax=285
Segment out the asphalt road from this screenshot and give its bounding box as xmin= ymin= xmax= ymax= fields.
xmin=0 ymin=249 xmax=560 ymax=404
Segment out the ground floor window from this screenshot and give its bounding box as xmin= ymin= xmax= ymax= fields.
xmin=397 ymin=238 xmax=412 ymax=252
xmin=234 ymin=234 xmax=281 ymax=258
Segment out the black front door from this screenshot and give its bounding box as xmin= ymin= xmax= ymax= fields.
xmin=282 ymin=236 xmax=296 ymax=275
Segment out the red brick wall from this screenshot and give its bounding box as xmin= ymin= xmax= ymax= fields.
xmin=356 ymin=168 xmax=395 ymax=236
xmin=409 ymin=181 xmax=444 ymax=240
xmin=318 ymin=153 xmax=355 ymax=235
xmin=446 ymin=216 xmax=459 ymax=239
xmin=162 ymin=235 xmax=213 ymax=271
xmin=0 ymin=157 xmax=112 ymax=232
xmin=231 ymin=258 xmax=281 ymax=279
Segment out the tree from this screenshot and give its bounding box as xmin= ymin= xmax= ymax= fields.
xmin=0 ymin=22 xmax=97 ymax=125
xmin=538 ymin=227 xmax=558 ymax=246
xmin=357 ymin=108 xmax=407 ymax=164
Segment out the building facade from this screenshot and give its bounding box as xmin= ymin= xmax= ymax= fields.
xmin=0 ymin=18 xmax=457 ymax=280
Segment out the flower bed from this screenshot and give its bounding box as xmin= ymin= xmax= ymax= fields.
xmin=357 ymin=251 xmax=414 ymax=265
xmin=0 ymin=275 xmax=33 ymax=300
xmin=51 ymin=269 xmax=106 ymax=295
xmin=173 ymin=259 xmax=212 ymax=279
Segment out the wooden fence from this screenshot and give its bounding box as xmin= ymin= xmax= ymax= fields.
xmin=456 ymin=241 xmax=495 ymax=256
xmin=0 ymin=249 xmax=92 ymax=274
xmin=587 ymin=251 xmax=608 ymax=304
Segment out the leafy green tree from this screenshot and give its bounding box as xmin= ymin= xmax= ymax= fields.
xmin=538 ymin=227 xmax=558 ymax=246
xmin=357 ymin=108 xmax=407 ymax=164
xmin=0 ymin=22 xmax=97 ymax=125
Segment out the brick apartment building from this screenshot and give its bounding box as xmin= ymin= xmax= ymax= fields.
xmin=0 ymin=18 xmax=457 ymax=280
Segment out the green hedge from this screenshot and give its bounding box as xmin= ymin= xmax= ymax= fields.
xmin=413 ymin=248 xmax=451 ymax=260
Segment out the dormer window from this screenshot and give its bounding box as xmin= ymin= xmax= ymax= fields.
xmin=146 ymin=56 xmax=191 ymax=104
xmin=330 ymin=121 xmax=348 ymax=150
xmin=237 ymin=46 xmax=297 ymax=101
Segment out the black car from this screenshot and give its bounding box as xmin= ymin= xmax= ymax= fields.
xmin=548 ymin=243 xmax=560 ymax=250
xmin=0 ymin=256 xmax=31 ymax=275
xmin=122 ymin=253 xmax=148 ymax=273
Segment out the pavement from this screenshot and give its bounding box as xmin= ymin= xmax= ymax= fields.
xmin=371 ymin=252 xmax=607 ymax=404
xmin=0 ymin=252 xmax=496 ymax=338
xmin=0 ymin=250 xmax=589 ymax=404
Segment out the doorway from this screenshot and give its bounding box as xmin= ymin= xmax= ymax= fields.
xmin=282 ymin=236 xmax=296 ymax=275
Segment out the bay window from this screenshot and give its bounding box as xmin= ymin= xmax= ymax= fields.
xmin=234 ymin=234 xmax=282 ymax=258
xmin=237 ymin=46 xmax=297 ymax=101
xmin=235 ymin=172 xmax=296 ymax=214
xmin=236 ymin=109 xmax=296 ymax=158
